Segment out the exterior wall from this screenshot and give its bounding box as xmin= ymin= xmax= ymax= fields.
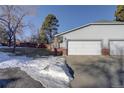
xmin=58 ymin=24 xmax=124 ymax=50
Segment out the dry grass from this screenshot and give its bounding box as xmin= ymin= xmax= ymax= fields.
xmin=0 ymin=47 xmax=52 ymax=57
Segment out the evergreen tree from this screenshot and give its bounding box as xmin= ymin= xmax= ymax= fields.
xmin=115 ymin=5 xmax=124 ymax=21
xmin=39 ymin=29 xmax=48 ymax=43
xmin=0 ymin=25 xmax=8 ymax=43
xmin=40 ymin=14 xmax=59 ymax=43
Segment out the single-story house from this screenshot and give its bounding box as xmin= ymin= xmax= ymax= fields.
xmin=54 ymin=21 xmax=124 ymax=56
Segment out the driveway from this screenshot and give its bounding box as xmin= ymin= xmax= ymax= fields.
xmin=66 ymin=56 xmax=121 ymax=88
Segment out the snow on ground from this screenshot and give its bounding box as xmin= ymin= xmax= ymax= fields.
xmin=0 ymin=52 xmax=10 ymax=62
xmin=0 ymin=52 xmax=73 ymax=88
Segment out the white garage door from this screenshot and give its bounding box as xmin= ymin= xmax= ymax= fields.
xmin=68 ymin=41 xmax=102 ymax=55
xmin=110 ymin=41 xmax=124 ymax=55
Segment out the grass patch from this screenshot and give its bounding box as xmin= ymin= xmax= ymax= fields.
xmin=0 ymin=47 xmax=52 ymax=57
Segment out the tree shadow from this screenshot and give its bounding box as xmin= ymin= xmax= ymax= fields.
xmin=110 ymin=45 xmax=124 ymax=87
xmin=0 ymin=78 xmax=20 ymax=88
xmin=65 ymin=62 xmax=74 ymax=78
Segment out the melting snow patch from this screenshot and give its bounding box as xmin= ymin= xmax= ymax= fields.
xmin=0 ymin=52 xmax=73 ymax=88
xmin=0 ymin=52 xmax=10 ymax=62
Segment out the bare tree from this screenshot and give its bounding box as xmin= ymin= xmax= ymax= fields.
xmin=0 ymin=5 xmax=30 ymax=52
xmin=28 ymin=23 xmax=39 ymax=43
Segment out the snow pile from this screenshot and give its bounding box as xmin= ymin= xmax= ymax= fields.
xmin=22 ymin=57 xmax=73 ymax=87
xmin=0 ymin=52 xmax=73 ymax=88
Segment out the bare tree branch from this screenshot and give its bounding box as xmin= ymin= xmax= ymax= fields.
xmin=0 ymin=5 xmax=30 ymax=52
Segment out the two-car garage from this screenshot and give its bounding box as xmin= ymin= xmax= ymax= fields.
xmin=67 ymin=40 xmax=124 ymax=55
xmin=55 ymin=22 xmax=124 ymax=56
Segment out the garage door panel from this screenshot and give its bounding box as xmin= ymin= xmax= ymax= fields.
xmin=110 ymin=41 xmax=124 ymax=55
xmin=68 ymin=41 xmax=102 ymax=55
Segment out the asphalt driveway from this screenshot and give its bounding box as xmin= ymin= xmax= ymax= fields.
xmin=66 ymin=56 xmax=121 ymax=88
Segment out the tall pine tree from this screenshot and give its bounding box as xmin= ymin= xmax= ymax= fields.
xmin=115 ymin=5 xmax=124 ymax=21
xmin=40 ymin=14 xmax=59 ymax=44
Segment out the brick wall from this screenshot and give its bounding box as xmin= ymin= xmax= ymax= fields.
xmin=102 ymin=48 xmax=110 ymax=56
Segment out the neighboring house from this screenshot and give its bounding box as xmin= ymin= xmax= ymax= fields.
xmin=55 ymin=21 xmax=124 ymax=55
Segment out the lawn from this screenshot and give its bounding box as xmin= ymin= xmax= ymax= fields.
xmin=0 ymin=47 xmax=52 ymax=57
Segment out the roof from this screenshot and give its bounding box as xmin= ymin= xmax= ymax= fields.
xmin=55 ymin=21 xmax=124 ymax=37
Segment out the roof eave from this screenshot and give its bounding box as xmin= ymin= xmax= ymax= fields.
xmin=55 ymin=23 xmax=92 ymax=37
xmin=55 ymin=22 xmax=124 ymax=37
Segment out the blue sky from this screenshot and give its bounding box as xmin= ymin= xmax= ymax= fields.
xmin=22 ymin=5 xmax=117 ymax=39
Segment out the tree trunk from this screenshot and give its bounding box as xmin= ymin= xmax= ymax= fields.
xmin=49 ymin=30 xmax=53 ymax=50
xmin=13 ymin=33 xmax=16 ymax=53
xmin=8 ymin=37 xmax=12 ymax=47
xmin=49 ymin=30 xmax=52 ymax=41
xmin=46 ymin=39 xmax=49 ymax=44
